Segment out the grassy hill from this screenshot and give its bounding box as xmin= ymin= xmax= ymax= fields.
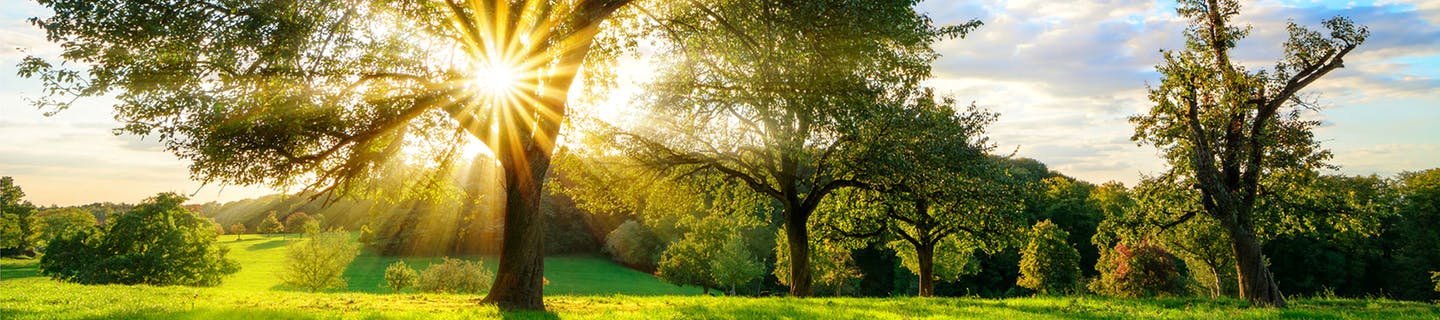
xmin=1 ymin=234 xmax=1437 ymax=319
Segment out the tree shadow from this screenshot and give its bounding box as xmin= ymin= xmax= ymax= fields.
xmin=246 ymin=239 xmax=295 ymax=251
xmin=500 ymin=309 xmax=560 ymax=320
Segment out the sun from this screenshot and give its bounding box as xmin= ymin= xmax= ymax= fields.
xmin=469 ymin=60 xmax=522 ymax=97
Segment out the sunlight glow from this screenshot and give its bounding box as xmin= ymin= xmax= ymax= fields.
xmin=469 ymin=60 xmax=522 ymax=98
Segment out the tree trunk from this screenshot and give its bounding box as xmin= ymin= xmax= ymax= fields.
xmin=1229 ymin=226 xmax=1286 ymax=307
xmin=481 ymin=135 xmax=551 ymax=311
xmin=784 ymin=212 xmax=813 ymax=297
xmin=917 ymin=242 xmax=935 ymax=297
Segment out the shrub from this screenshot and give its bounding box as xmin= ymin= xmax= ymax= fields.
xmin=418 ymin=257 xmax=492 ymax=294
xmin=604 ymin=220 xmax=661 ymax=268
xmin=39 ymin=193 xmax=239 ymax=286
xmin=384 ymin=261 xmax=419 ymax=293
xmin=1017 ymin=219 xmax=1081 ymax=294
xmin=280 ymin=229 xmax=360 ymax=291
xmin=1090 ymin=242 xmax=1190 ymax=297
xmin=258 ymin=212 xmax=284 ymax=234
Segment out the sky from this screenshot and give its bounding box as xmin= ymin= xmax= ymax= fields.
xmin=2 ymin=0 xmax=1437 ymax=206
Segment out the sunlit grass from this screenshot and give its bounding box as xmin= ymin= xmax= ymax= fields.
xmin=2 ymin=235 xmax=1437 ymax=319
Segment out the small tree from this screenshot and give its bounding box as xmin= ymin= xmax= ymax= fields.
xmin=711 ymin=233 xmax=764 ymax=295
xmin=1018 ymin=220 xmax=1081 ymax=294
xmin=280 ymin=229 xmax=360 ymax=292
xmin=229 ymin=224 xmax=247 ymax=241
xmin=257 ymin=212 xmax=283 ymax=234
xmin=418 ymin=257 xmax=493 ymax=294
xmin=284 ymin=212 xmax=317 ymax=234
xmin=385 ymin=261 xmax=419 ymax=293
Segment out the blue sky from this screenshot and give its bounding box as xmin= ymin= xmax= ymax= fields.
xmin=2 ymin=0 xmax=1438 ymax=205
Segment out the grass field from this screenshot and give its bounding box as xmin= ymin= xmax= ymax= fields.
xmin=2 ymin=234 xmax=1437 ymax=319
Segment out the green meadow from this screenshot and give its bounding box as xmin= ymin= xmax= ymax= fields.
xmin=2 ymin=234 xmax=1436 ymax=319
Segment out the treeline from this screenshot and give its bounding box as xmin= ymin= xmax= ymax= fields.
xmin=555 ymin=154 xmax=1440 ymax=301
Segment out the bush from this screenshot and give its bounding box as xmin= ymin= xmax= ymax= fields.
xmin=1090 ymin=242 xmax=1190 ymax=297
xmin=39 ymin=193 xmax=239 ymax=286
xmin=385 ymin=261 xmax=419 ymax=293
xmin=280 ymin=229 xmax=360 ymax=291
xmin=604 ymin=220 xmax=661 ymax=268
xmin=1017 ymin=219 xmax=1081 ymax=294
xmin=258 ymin=212 xmax=284 ymax=234
xmin=418 ymin=257 xmax=492 ymax=294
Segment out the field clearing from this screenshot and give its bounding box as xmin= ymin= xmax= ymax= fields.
xmin=1 ymin=234 xmax=1437 ymax=319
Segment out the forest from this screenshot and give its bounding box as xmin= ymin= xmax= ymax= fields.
xmin=1 ymin=0 xmax=1438 ymax=318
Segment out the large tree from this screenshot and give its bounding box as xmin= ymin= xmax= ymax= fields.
xmin=609 ymin=0 xmax=975 ymax=296
xmin=1130 ymin=0 xmax=1367 ymax=307
xmin=22 ymin=0 xmax=631 ymax=310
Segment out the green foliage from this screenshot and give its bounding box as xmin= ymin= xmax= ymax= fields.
xmin=1432 ymin=272 xmax=1439 ymax=293
xmin=38 ymin=207 xmax=96 ymax=243
xmin=605 ymin=220 xmax=662 ymax=268
xmin=383 ymin=261 xmax=419 ymax=293
xmin=1017 ymin=220 xmax=1081 ymax=294
xmin=280 ymin=229 xmax=360 ymax=292
xmin=601 ymin=0 xmax=976 ymax=296
xmin=1394 ymin=169 xmax=1440 ymax=300
xmin=417 ymin=257 xmax=493 ymax=294
xmin=1091 ymin=243 xmax=1190 ymax=298
xmin=0 ymin=177 xmax=42 ymax=256
xmin=284 ymin=212 xmax=318 ymax=234
xmin=775 ymin=228 xmax=861 ymax=296
xmin=888 ymin=238 xmax=981 ymax=284
xmin=656 ymin=214 xmax=765 ymax=294
xmin=258 ymin=212 xmax=284 ymax=234
xmin=711 ymin=234 xmax=765 ymax=294
xmin=39 ymin=193 xmax=239 ymax=286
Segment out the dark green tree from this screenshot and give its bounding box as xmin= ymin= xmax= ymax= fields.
xmin=1129 ymin=0 xmax=1367 ymax=307
xmin=21 ymin=0 xmax=633 ymax=310
xmin=39 ymin=193 xmax=239 ymax=286
xmin=1394 ymin=169 xmax=1440 ymax=300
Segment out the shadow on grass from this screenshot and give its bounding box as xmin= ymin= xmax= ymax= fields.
xmin=246 ymin=239 xmax=296 ymax=251
xmin=501 ymin=310 xmax=560 ymax=320
xmin=1 ymin=261 xmax=41 ymax=279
